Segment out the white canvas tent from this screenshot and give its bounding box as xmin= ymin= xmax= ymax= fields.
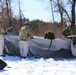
xmin=0 ymin=34 xmax=4 ymax=55
xmin=28 ymin=37 xmax=74 ymax=58
xmin=71 ymin=42 xmax=76 ymax=56
xmin=4 ymin=32 xmax=20 ymax=56
xmin=0 ymin=33 xmax=76 ymax=58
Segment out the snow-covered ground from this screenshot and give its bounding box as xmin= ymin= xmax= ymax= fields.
xmin=0 ymin=55 xmax=76 ymax=75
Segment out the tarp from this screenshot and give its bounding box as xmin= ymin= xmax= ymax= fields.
xmin=28 ymin=37 xmax=73 ymax=58
xmin=0 ymin=59 xmax=7 ymax=70
xmin=4 ymin=32 xmax=20 ymax=56
xmin=28 ymin=37 xmax=72 ymax=51
xmin=0 ymin=34 xmax=4 ymax=55
xmin=0 ymin=33 xmax=75 ymax=57
xmin=71 ymin=41 xmax=76 ymax=56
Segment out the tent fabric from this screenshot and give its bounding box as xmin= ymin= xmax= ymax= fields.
xmin=4 ymin=32 xmax=20 ymax=48
xmin=28 ymin=37 xmax=72 ymax=51
xmin=4 ymin=33 xmax=20 ymax=56
xmin=0 ymin=33 xmax=75 ymax=57
xmin=71 ymin=41 xmax=76 ymax=56
xmin=0 ymin=34 xmax=4 ymax=55
xmin=29 ymin=47 xmax=72 ymax=58
xmin=0 ymin=59 xmax=7 ymax=70
xmin=28 ymin=37 xmax=73 ymax=58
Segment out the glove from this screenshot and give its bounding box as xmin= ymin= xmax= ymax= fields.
xmin=28 ymin=36 xmax=34 ymax=40
xmin=30 ymin=36 xmax=34 ymax=39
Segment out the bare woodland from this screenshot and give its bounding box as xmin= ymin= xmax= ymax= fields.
xmin=0 ymin=0 xmax=76 ymax=38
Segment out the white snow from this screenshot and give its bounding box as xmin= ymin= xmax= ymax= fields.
xmin=0 ymin=55 xmax=76 ymax=75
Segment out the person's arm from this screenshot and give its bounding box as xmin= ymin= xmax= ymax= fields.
xmin=1 ymin=27 xmax=6 ymax=34
xmin=28 ymin=29 xmax=34 ymax=39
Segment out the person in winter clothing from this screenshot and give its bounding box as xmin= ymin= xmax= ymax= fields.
xmin=44 ymin=31 xmax=55 ymax=39
xmin=19 ymin=21 xmax=33 ymax=58
xmin=62 ymin=27 xmax=71 ymax=37
xmin=44 ymin=31 xmax=55 ymax=50
xmin=6 ymin=26 xmax=13 ymax=33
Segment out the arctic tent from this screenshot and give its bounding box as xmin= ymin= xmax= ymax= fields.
xmin=28 ymin=37 xmax=73 ymax=58
xmin=4 ymin=32 xmax=20 ymax=56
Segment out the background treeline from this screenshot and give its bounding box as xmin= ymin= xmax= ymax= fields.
xmin=30 ymin=19 xmax=67 ymax=38
xmin=7 ymin=18 xmax=67 ymax=38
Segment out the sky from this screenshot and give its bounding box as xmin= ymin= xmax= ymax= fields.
xmin=20 ymin=0 xmax=52 ymax=22
xmin=13 ymin=0 xmax=60 ymax=22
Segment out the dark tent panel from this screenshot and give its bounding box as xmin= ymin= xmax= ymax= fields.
xmin=0 ymin=59 xmax=7 ymax=70
xmin=4 ymin=32 xmax=20 ymax=56
xmin=4 ymin=40 xmax=20 ymax=56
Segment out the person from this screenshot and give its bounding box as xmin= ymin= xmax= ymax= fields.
xmin=62 ymin=27 xmax=71 ymax=37
xmin=44 ymin=31 xmax=55 ymax=39
xmin=6 ymin=26 xmax=13 ymax=34
xmin=0 ymin=20 xmax=6 ymax=56
xmin=19 ymin=21 xmax=33 ymax=58
xmin=44 ymin=31 xmax=55 ymax=50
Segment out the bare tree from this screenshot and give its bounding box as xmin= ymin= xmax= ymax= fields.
xmin=57 ymin=0 xmax=64 ymax=24
xmin=18 ymin=0 xmax=22 ymax=28
xmin=6 ymin=0 xmax=12 ymax=27
xmin=18 ymin=0 xmax=27 ymax=28
xmin=71 ymin=0 xmax=76 ymax=28
xmin=49 ymin=0 xmax=76 ymax=34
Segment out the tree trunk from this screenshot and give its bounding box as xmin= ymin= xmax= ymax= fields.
xmin=71 ymin=0 xmax=76 ymax=34
xmin=71 ymin=0 xmax=75 ymax=28
xmin=6 ymin=0 xmax=12 ymax=27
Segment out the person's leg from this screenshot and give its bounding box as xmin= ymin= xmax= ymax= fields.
xmin=19 ymin=41 xmax=24 ymax=58
xmin=22 ymin=41 xmax=28 ymax=57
